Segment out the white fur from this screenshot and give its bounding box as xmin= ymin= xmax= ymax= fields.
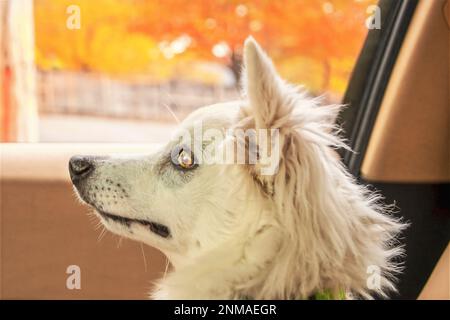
xmin=73 ymin=37 xmax=406 ymax=300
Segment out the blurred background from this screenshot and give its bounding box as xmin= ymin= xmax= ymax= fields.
xmin=1 ymin=0 xmax=376 ymax=143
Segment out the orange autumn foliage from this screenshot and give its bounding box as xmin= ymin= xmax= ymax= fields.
xmin=34 ymin=0 xmax=377 ymax=95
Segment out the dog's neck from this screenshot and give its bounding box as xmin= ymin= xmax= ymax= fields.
xmin=151 ymin=222 xmax=284 ymax=299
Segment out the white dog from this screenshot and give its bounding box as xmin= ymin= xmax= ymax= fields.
xmin=70 ymin=37 xmax=405 ymax=299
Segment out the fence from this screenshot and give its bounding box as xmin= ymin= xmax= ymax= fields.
xmin=37 ymin=71 xmax=240 ymax=121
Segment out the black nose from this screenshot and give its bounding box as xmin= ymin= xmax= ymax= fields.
xmin=69 ymin=156 xmax=94 ymax=182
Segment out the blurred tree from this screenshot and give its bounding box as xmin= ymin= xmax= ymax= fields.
xmin=34 ymin=0 xmax=376 ymax=95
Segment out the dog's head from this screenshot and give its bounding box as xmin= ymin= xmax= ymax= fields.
xmin=69 ymin=101 xmax=248 ymax=262
xmin=70 ymin=38 xmax=279 ymax=262
xmin=70 ymin=37 xmax=404 ymax=298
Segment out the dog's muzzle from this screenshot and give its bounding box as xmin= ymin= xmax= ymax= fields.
xmin=68 ymin=155 xmax=172 ymax=239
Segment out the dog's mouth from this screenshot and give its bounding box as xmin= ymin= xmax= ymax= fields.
xmin=72 ymin=183 xmax=171 ymax=239
xmin=97 ymin=210 xmax=171 ymax=239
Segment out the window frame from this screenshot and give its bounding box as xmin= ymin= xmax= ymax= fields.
xmin=338 ymin=0 xmax=419 ymax=177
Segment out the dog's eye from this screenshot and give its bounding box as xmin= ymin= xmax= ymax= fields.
xmin=177 ymin=149 xmax=194 ymax=169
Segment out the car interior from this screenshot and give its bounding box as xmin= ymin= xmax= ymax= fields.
xmin=339 ymin=0 xmax=449 ymax=299
xmin=0 ymin=0 xmax=448 ymax=299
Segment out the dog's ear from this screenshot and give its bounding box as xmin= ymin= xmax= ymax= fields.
xmin=242 ymin=36 xmax=292 ymax=130
xmin=239 ymin=37 xmax=296 ymax=180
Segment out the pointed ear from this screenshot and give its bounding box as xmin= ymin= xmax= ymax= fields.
xmin=243 ymin=37 xmax=291 ymax=130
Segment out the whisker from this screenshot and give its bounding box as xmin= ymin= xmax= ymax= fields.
xmin=162 ymin=100 xmax=181 ymax=123
xmin=140 ymin=243 xmax=148 ymax=272
xmin=163 ymin=257 xmax=170 ymax=279
xmin=97 ymin=226 xmax=107 ymax=242
xmin=117 ymin=236 xmax=124 ymax=248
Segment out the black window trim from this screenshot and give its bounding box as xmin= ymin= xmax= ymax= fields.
xmin=338 ymin=0 xmax=419 ymax=177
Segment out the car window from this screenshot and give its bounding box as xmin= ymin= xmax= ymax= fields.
xmin=2 ymin=0 xmax=379 ymax=142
